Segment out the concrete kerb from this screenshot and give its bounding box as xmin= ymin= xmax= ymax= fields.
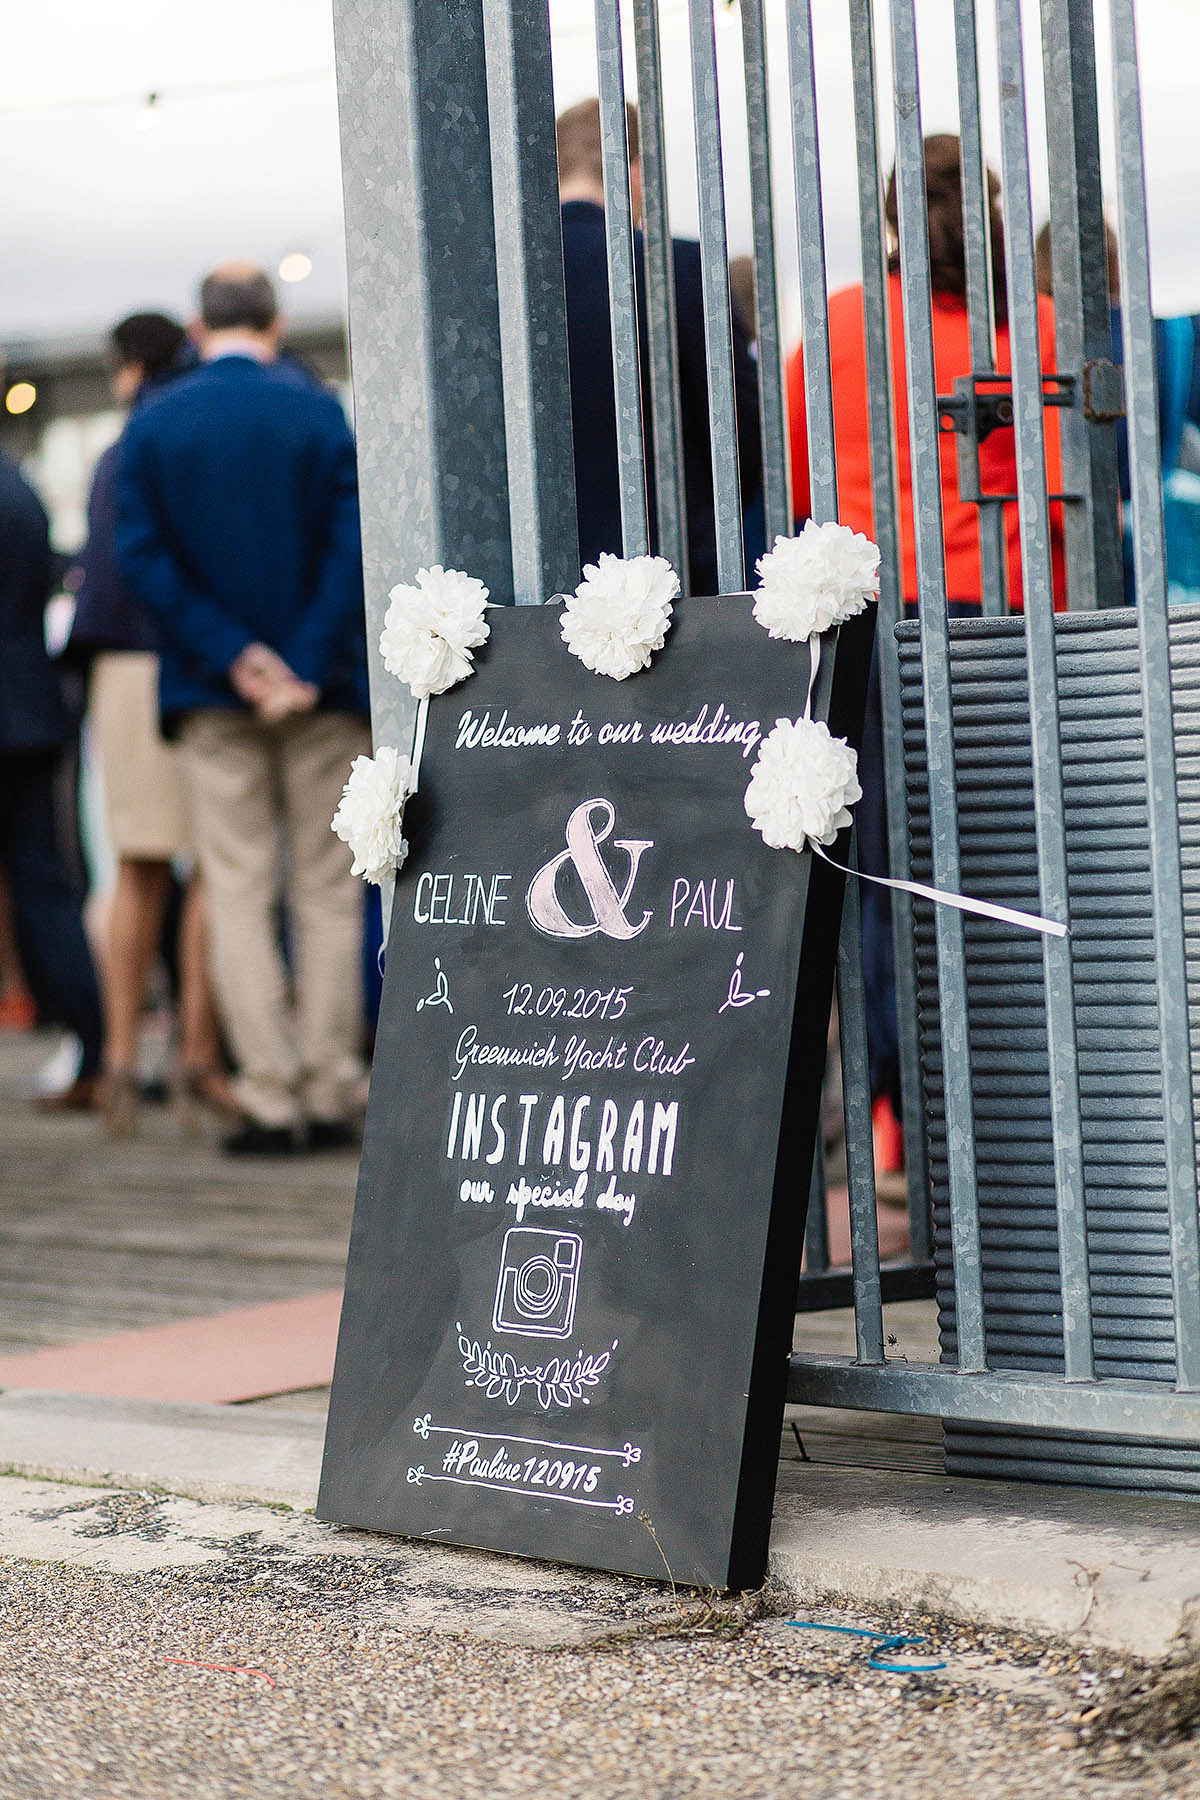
xmin=4 ymin=1386 xmax=1200 ymax=1662
xmin=0 ymin=1388 xmax=323 ymax=1511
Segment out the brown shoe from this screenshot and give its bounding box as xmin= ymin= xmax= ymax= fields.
xmin=35 ymin=1074 xmax=104 ymax=1114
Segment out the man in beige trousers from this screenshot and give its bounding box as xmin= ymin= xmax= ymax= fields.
xmin=116 ymin=263 xmax=371 ymax=1155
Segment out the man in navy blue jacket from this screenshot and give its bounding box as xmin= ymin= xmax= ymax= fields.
xmin=555 ymin=100 xmax=761 ymax=595
xmin=116 ymin=263 xmax=370 ymax=1155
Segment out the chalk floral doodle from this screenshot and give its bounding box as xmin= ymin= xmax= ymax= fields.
xmin=456 ymin=1323 xmax=617 ymax=1410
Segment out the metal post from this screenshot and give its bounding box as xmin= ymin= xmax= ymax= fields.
xmin=1040 ymin=0 xmax=1124 ymax=611
xmin=994 ymin=0 xmax=1092 ymax=1382
xmin=332 ymin=0 xmax=515 ymax=771
xmin=847 ymin=0 xmax=931 ymax=1261
xmin=952 ymin=0 xmax=1008 ymax=617
xmin=805 ymin=1137 xmax=832 ymax=1274
xmin=631 ymin=0 xmax=690 ymax=588
xmin=838 ymin=838 xmax=886 ymax=1364
xmin=739 ymin=0 xmax=793 ymax=548
xmin=685 ymin=0 xmax=746 ymax=592
xmin=483 ymin=0 xmax=579 ymax=604
xmin=1108 ymin=0 xmax=1200 ymax=1391
xmin=889 ymin=0 xmax=986 ymax=1371
xmin=786 ymin=0 xmax=837 ymax=525
xmin=595 ymin=0 xmax=650 ymax=558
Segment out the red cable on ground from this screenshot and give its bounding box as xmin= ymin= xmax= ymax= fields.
xmin=163 ymin=1657 xmax=277 ymax=1688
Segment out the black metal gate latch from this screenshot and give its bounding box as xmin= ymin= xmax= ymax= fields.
xmin=934 ymin=370 xmax=1114 ymax=504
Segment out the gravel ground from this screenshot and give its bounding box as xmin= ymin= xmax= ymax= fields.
xmin=4 ymin=1548 xmax=1200 ymax=1799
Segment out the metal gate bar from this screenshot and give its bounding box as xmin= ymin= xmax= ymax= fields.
xmin=595 ymin=0 xmax=650 ymax=559
xmin=847 ymin=0 xmax=931 ymax=1264
xmin=993 ymin=0 xmax=1092 ymax=1381
xmin=787 ymin=0 xmax=836 ymax=526
xmin=1039 ymin=0 xmax=1123 ymax=612
xmin=738 ymin=0 xmax=792 ymax=548
xmin=838 ymin=835 xmax=887 ymax=1363
xmin=1108 ymin=0 xmax=1200 ymax=1390
xmin=889 ymin=0 xmax=987 ymax=1371
xmin=952 ymin=0 xmax=1008 ymax=618
xmin=685 ymin=0 xmax=745 ymax=593
xmin=783 ymin=0 xmax=886 ymax=1301
xmin=483 ymin=0 xmax=579 ymax=604
xmin=631 ymin=0 xmax=690 ymax=586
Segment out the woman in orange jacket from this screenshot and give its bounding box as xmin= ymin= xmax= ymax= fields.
xmin=786 ymin=133 xmax=1065 ymax=612
xmin=784 ymin=135 xmax=1064 ymax=1165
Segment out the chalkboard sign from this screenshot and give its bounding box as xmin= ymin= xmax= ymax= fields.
xmin=318 ymin=594 xmax=872 ymax=1589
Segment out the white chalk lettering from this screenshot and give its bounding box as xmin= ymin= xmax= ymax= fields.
xmin=647 ymin=703 xmax=762 ymax=759
xmin=541 ymin=1094 xmax=566 ymax=1167
xmin=505 ymin=1171 xmax=588 ymax=1223
xmin=633 ymin=1037 xmax=696 ymax=1078
xmin=595 ymin=1173 xmax=637 ymax=1226
xmin=414 ymin=870 xmax=511 ymax=927
xmin=452 ymin=1025 xmax=560 ymax=1084
xmin=446 ymin=1090 xmax=463 ymax=1158
xmin=447 ymin=1091 xmax=680 ymax=1178
xmin=648 ymin=1101 xmax=679 ymax=1176
xmin=622 ymin=1101 xmax=644 ymax=1174
xmin=568 ymin=1097 xmax=592 ymax=1172
xmin=456 ymin=708 xmax=561 ymax=750
xmin=461 ymin=1093 xmax=486 ymax=1162
xmin=485 ymin=1095 xmax=507 ymax=1165
xmin=668 ymin=877 xmax=743 ymax=932
xmin=596 ymin=1099 xmax=619 ymax=1174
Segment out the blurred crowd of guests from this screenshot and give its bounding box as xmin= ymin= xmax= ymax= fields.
xmin=2 ymin=263 xmax=371 ymax=1155
xmin=3 ymin=110 xmax=1197 ymax=1182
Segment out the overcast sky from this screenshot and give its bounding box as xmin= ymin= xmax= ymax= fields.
xmin=3 ymin=0 xmax=1198 ymax=355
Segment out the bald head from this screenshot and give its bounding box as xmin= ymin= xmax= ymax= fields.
xmin=199 ymin=261 xmax=279 ymax=334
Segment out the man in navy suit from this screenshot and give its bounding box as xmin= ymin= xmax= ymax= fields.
xmin=556 ymin=100 xmax=761 ymax=595
xmin=0 ymin=452 xmax=104 ymax=1107
xmin=116 ymin=263 xmax=371 ymax=1155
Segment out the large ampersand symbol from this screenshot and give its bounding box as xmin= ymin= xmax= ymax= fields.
xmin=526 ymin=798 xmax=653 ymax=942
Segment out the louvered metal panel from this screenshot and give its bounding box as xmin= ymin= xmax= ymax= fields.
xmin=899 ymin=604 xmax=1200 ymax=1494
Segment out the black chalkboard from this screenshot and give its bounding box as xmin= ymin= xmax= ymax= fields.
xmin=318 ymin=593 xmax=873 ymax=1589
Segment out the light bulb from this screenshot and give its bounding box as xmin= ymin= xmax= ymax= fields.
xmin=5 ymin=382 xmax=37 ymax=416
xmin=278 ymin=252 xmax=313 ymax=284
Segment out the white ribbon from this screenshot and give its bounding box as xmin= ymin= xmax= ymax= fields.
xmin=813 ymin=844 xmax=1067 ymax=939
xmin=803 ymin=635 xmax=822 ymax=720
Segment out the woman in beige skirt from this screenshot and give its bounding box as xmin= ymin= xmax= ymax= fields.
xmin=71 ymin=314 xmax=234 ymax=1135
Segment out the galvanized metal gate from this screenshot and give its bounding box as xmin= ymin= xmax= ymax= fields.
xmin=332 ymin=0 xmax=1200 ymax=1485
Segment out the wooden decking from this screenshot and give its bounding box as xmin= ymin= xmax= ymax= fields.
xmin=0 ymin=1026 xmax=944 ymax=1471
xmin=0 ymin=1032 xmax=355 ymax=1356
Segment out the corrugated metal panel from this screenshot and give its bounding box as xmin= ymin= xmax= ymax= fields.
xmin=899 ymin=603 xmax=1200 ymax=1495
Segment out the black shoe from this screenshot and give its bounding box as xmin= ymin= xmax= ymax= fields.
xmin=221 ymin=1118 xmax=299 ymax=1157
xmin=305 ymin=1117 xmax=359 ymax=1153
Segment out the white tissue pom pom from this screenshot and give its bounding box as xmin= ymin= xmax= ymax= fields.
xmin=331 ymin=746 xmax=414 ymax=885
xmin=744 ymin=716 xmax=862 ymax=852
xmin=379 ymin=565 xmax=490 ymax=699
xmin=560 ymin=552 xmax=681 ymax=680
xmin=753 ymin=521 xmax=880 ymax=642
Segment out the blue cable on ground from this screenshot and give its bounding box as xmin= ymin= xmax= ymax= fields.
xmin=786 ymin=1620 xmax=947 ymax=1674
